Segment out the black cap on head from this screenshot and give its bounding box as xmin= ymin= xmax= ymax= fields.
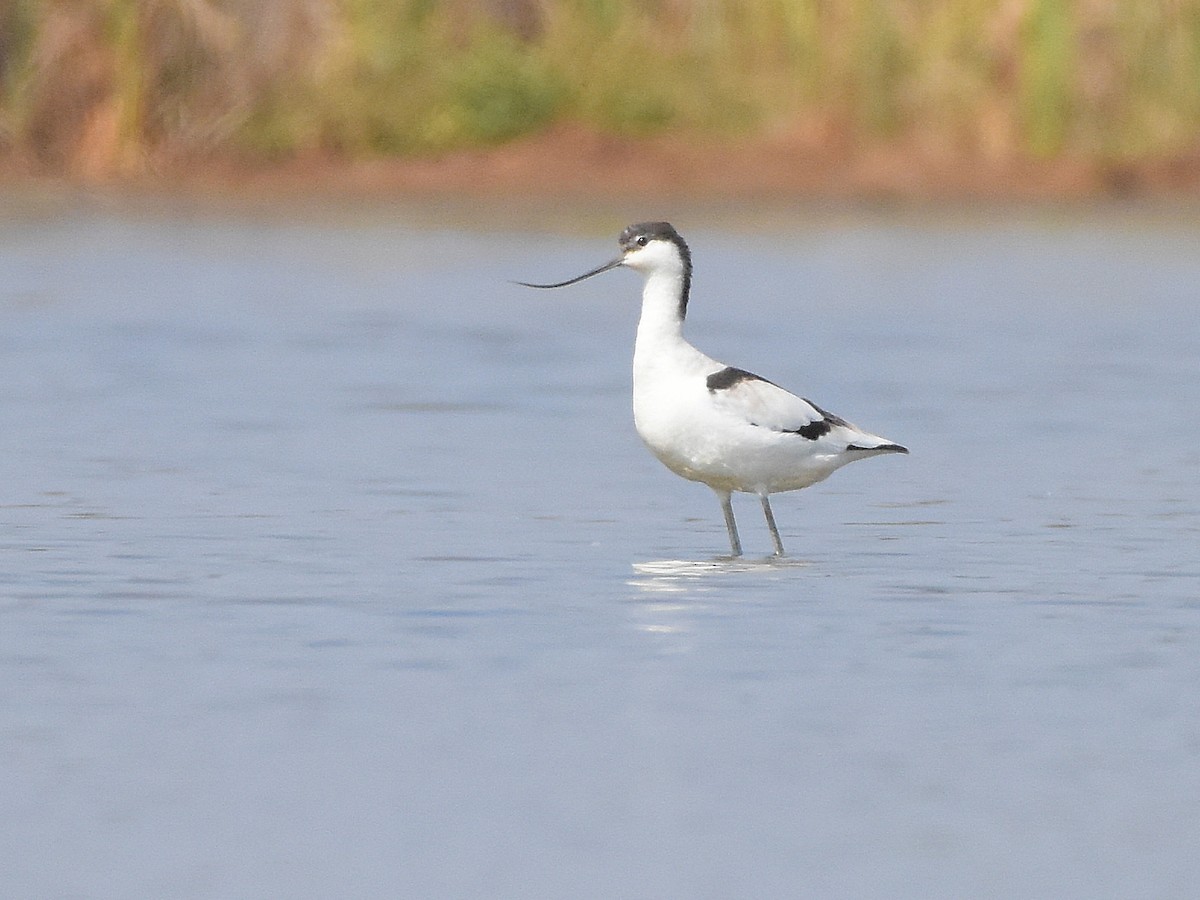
xmin=619 ymin=221 xmax=692 ymax=316
xmin=619 ymin=222 xmax=686 ymax=254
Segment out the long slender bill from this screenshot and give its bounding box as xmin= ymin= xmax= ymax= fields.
xmin=514 ymin=257 xmax=624 ymax=289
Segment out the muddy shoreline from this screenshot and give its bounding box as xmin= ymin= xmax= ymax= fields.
xmin=4 ymin=126 xmax=1200 ymax=227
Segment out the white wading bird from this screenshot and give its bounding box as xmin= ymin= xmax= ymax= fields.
xmin=519 ymin=221 xmax=907 ymax=557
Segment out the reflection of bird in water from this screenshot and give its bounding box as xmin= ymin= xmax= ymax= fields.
xmin=520 ymin=222 xmax=907 ymax=557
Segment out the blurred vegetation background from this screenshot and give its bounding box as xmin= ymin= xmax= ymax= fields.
xmin=1 ymin=0 xmax=1198 ymax=182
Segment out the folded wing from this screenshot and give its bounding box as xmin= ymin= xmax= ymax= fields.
xmin=706 ymin=366 xmax=906 ymax=453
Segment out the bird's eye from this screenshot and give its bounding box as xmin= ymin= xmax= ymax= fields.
xmin=635 ymin=235 xmax=648 ymax=247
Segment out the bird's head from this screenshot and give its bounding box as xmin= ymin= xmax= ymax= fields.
xmin=516 ymin=221 xmax=691 ymax=289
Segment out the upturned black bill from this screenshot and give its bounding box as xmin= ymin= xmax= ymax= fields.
xmin=514 ymin=257 xmax=624 ymax=289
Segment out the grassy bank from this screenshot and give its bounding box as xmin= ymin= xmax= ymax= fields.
xmin=2 ymin=0 xmax=1199 ymax=184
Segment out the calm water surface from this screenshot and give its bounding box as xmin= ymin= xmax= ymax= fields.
xmin=1 ymin=199 xmax=1198 ymax=898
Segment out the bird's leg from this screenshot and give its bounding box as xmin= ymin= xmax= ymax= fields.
xmin=716 ymin=490 xmax=742 ymax=557
xmin=759 ymin=493 xmax=786 ymax=557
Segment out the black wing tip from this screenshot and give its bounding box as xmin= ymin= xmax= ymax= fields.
xmin=847 ymin=442 xmax=909 ymax=454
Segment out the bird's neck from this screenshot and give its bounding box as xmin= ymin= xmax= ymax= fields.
xmin=633 ymin=270 xmax=692 ymax=374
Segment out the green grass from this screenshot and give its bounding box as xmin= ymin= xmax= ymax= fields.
xmin=2 ymin=0 xmax=1200 ymax=173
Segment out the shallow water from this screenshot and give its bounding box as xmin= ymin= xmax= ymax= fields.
xmin=2 ymin=199 xmax=1198 ymax=898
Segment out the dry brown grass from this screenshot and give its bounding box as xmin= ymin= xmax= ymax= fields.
xmin=1 ymin=0 xmax=1198 ymax=192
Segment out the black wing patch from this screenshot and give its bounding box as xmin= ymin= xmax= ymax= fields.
xmin=706 ymin=366 xmax=767 ymax=392
xmin=793 ymin=418 xmax=832 ymax=439
xmin=785 ymin=399 xmax=848 ymax=441
xmin=708 ymin=369 xmax=853 ymax=442
xmin=805 ymin=400 xmax=852 ymax=429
